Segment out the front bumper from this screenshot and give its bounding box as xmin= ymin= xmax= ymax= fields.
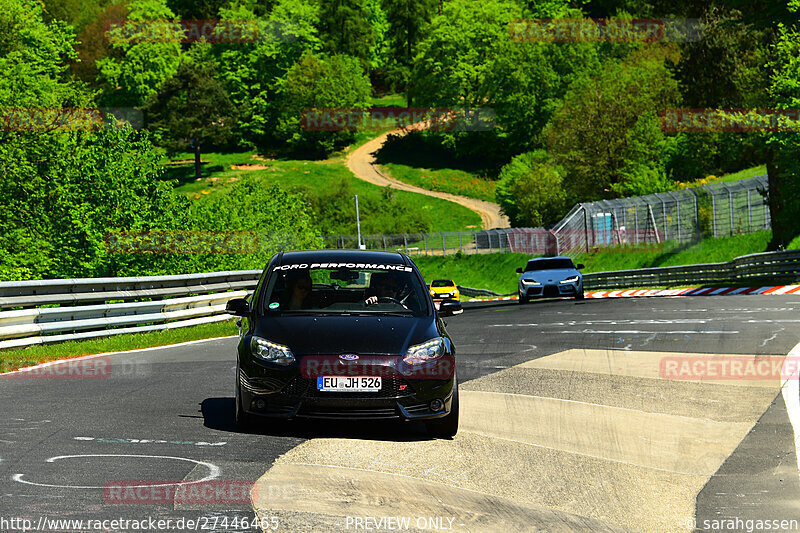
xmin=520 ymin=282 xmax=581 ymax=299
xmin=238 ymin=356 xmax=455 ymax=421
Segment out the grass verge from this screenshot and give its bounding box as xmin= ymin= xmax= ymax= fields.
xmin=0 ymin=320 xmax=239 ymax=373
xmin=165 ymin=152 xmax=482 ymax=232
xmin=379 ymin=163 xmax=497 ymax=202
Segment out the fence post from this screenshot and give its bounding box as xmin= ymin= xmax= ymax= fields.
xmin=656 ymin=194 xmax=668 ymax=241
xmin=667 ymin=191 xmax=681 ymax=242
xmin=382 ymin=234 xmax=387 ymax=251
xmin=338 ymin=234 xmax=344 ymax=249
xmin=703 ymin=185 xmax=717 ymax=238
xmin=403 ymin=233 xmax=408 ymax=253
xmin=747 ymin=189 xmax=752 ymax=232
xmin=687 ymin=188 xmax=699 ymax=238
xmin=720 ymin=183 xmax=734 ymax=235
xmin=458 ymin=232 xmax=463 ymax=250
xmin=423 ymin=234 xmax=428 ymax=255
xmin=583 ymin=205 xmax=589 ymax=252
xmin=440 ymin=232 xmax=446 ymax=255
xmin=473 ymin=232 xmax=478 ymax=255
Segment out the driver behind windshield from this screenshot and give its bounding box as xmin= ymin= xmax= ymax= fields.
xmin=364 ymin=272 xmax=402 ymax=305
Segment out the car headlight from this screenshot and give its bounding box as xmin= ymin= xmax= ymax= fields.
xmin=403 ymin=337 xmax=445 ymax=365
xmin=250 ymin=336 xmax=295 ymax=365
xmin=430 ymin=289 xmax=436 ymax=295
xmin=521 ymin=279 xmax=541 ymax=285
xmin=559 ymin=276 xmax=579 ymax=284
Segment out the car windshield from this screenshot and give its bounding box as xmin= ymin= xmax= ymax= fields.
xmin=431 ymin=279 xmax=454 ymax=287
xmin=263 ymin=266 xmax=429 ymax=316
xmin=525 ymin=259 xmax=575 ymax=271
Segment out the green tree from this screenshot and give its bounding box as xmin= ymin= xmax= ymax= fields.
xmin=186 ymin=180 xmax=322 ymax=272
xmin=545 ymin=47 xmax=681 ymax=201
xmin=96 ymin=0 xmax=183 ymax=107
xmin=276 ymin=52 xmax=371 ymax=156
xmin=319 ymin=0 xmax=374 ymax=63
xmin=143 ymin=48 xmax=236 ymax=179
xmin=383 ymin=0 xmax=435 ymax=64
xmin=213 ymin=0 xmax=321 ymax=149
xmin=766 ymin=6 xmax=800 ymax=249
xmin=495 ymin=151 xmax=567 ymax=227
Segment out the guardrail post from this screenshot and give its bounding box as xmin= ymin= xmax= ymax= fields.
xmin=403 ymin=234 xmax=408 ymax=253
xmin=423 ymin=234 xmax=428 ymax=255
xmin=458 ymin=232 xmax=463 ymax=250
xmin=440 ymin=232 xmax=446 ymax=256
xmin=382 ymin=234 xmax=387 ymax=251
xmin=747 ymin=189 xmax=752 ymax=232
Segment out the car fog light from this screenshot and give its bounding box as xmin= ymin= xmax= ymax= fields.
xmin=430 ymin=399 xmax=444 ymax=412
xmin=255 ymin=399 xmax=266 ymax=410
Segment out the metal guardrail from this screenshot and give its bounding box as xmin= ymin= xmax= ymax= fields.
xmin=3 ymin=249 xmax=797 ymax=349
xmin=457 ymin=286 xmax=514 ymax=298
xmin=582 ymin=249 xmax=800 ymax=290
xmin=0 ymin=271 xmax=261 ymax=349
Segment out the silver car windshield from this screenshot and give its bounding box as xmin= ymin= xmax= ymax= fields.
xmin=525 ymin=259 xmax=575 ymax=271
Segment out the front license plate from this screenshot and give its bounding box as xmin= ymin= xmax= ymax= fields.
xmin=317 ymin=376 xmax=382 ymax=392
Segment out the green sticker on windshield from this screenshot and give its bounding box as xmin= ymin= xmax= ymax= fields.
xmin=269 ymin=302 xmax=279 ymax=309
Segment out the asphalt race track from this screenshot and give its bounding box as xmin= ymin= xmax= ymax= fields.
xmin=1 ymin=295 xmax=799 ymax=532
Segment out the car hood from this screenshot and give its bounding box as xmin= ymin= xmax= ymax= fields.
xmin=253 ymin=314 xmax=437 ymax=356
xmin=520 ymin=268 xmax=580 ymax=283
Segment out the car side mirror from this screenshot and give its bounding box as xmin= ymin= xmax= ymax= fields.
xmin=515 ymin=267 xmax=523 ymax=274
xmin=225 ymin=297 xmax=250 ymax=317
xmin=576 ymin=264 xmax=585 ymax=270
xmin=438 ymin=299 xmax=463 ymax=317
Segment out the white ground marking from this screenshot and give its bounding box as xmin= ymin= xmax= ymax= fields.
xmin=781 ymin=342 xmax=800 ymax=479
xmin=12 ymin=454 xmax=219 ymax=489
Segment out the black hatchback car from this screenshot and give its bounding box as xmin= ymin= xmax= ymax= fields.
xmin=225 ymin=250 xmax=461 ymax=438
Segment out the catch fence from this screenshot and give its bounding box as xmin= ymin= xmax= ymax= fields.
xmin=324 ymin=175 xmax=770 ymax=256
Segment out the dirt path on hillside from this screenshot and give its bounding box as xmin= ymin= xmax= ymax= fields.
xmin=345 ymin=127 xmax=510 ymax=230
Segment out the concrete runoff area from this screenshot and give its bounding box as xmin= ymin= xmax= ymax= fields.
xmin=252 ymin=349 xmax=788 ymax=532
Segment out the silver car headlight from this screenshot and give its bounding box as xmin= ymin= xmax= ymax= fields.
xmin=521 ymin=279 xmax=541 ymax=285
xmin=559 ymin=276 xmax=579 ymax=284
xmin=403 ymin=337 xmax=445 ymax=365
xmin=250 ymin=336 xmax=295 ymax=365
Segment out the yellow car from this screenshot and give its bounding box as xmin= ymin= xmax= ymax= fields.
xmin=429 ymin=279 xmax=460 ymax=301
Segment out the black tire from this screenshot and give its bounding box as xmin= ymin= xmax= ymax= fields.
xmin=518 ymin=291 xmax=529 ymax=305
xmin=235 ymin=377 xmax=254 ymax=431
xmin=426 ymin=381 xmax=459 ymax=439
xmin=575 ymin=290 xmax=584 ymax=300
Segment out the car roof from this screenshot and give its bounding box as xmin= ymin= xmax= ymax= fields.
xmin=278 ymin=249 xmax=409 ymax=266
xmin=526 ymin=256 xmax=572 ymax=262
